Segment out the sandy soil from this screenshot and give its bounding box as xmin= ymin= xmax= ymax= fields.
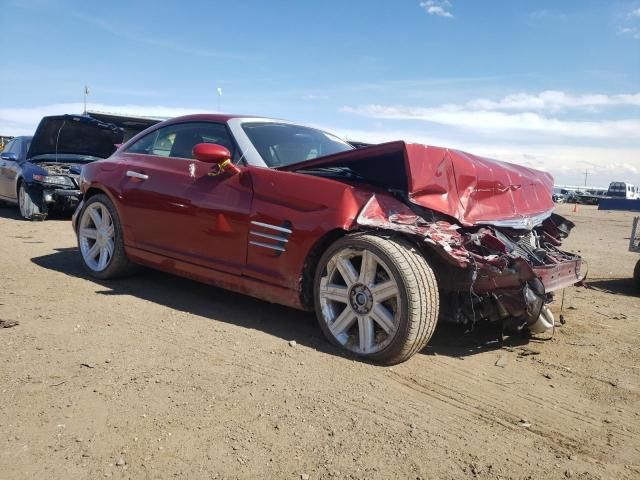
xmin=0 ymin=203 xmax=638 ymax=480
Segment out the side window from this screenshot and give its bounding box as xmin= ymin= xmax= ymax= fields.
xmin=12 ymin=139 xmax=23 ymax=156
xmin=126 ymin=122 xmax=236 ymax=160
xmin=2 ymin=140 xmax=14 ymax=153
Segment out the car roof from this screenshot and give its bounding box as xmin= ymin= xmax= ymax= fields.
xmin=160 ymin=113 xmax=254 ymax=125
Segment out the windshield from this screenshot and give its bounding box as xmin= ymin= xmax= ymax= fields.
xmin=241 ymin=122 xmax=353 ymax=167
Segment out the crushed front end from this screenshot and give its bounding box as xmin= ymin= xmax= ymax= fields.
xmin=25 ymin=162 xmax=82 ymax=215
xmin=357 ymin=194 xmax=585 ymax=334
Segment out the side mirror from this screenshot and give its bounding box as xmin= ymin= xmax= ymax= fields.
xmin=1 ymin=152 xmax=18 ymax=161
xmin=193 ymin=143 xmax=240 ymax=176
xmin=193 ymin=143 xmax=231 ymax=164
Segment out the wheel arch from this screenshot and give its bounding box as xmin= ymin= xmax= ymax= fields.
xmin=78 ymin=186 xmax=127 ymax=236
xmin=299 ymin=228 xmax=349 ymax=309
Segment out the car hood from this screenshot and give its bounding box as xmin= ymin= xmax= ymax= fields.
xmin=283 ymin=141 xmax=555 ymax=228
xmin=28 ymin=113 xmax=160 ymax=161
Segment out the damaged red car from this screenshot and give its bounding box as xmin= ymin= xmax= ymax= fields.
xmin=72 ymin=114 xmax=585 ymax=364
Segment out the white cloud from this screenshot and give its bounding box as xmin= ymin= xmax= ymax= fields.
xmin=628 ymin=7 xmax=640 ymax=17
xmin=341 ymin=90 xmax=640 ymax=140
xmin=341 ymin=104 xmax=640 ymax=140
xmin=464 ymin=90 xmax=640 ymax=113
xmin=419 ymin=1 xmax=453 ymax=18
xmin=619 ymin=26 xmax=640 ymax=39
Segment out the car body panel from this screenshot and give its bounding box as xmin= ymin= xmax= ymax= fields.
xmin=0 ymin=136 xmax=32 ymax=200
xmin=74 ymin=114 xmax=585 ymax=330
xmin=283 ymin=141 xmax=555 ymax=228
xmin=117 ymin=152 xmax=252 ymax=275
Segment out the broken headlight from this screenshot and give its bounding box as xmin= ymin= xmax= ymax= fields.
xmin=32 ymin=174 xmax=75 ymax=187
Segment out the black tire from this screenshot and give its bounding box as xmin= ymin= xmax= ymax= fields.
xmin=634 ymin=259 xmax=640 ymax=292
xmin=314 ymin=234 xmax=439 ymax=365
xmin=18 ymin=181 xmax=46 ymax=220
xmin=76 ymin=193 xmax=137 ymax=279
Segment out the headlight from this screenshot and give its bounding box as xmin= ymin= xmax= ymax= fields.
xmin=32 ymin=174 xmax=75 ymax=187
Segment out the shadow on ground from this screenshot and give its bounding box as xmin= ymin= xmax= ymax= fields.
xmin=31 ymin=247 xmax=531 ymax=363
xmin=586 ymin=277 xmax=639 ymax=297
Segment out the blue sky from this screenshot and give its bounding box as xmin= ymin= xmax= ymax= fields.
xmin=1 ymin=0 xmax=639 ymax=186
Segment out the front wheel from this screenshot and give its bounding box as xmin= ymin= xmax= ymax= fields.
xmin=18 ymin=182 xmax=45 ymax=220
xmin=77 ymin=193 xmax=136 ymax=279
xmin=314 ymin=234 xmax=439 ymax=365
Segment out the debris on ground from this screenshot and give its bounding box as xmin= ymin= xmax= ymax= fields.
xmin=288 ymin=340 xmax=297 ymax=347
xmin=518 ymin=419 xmax=532 ymax=428
xmin=517 ymin=347 xmax=540 ymax=357
xmin=80 ymin=363 xmax=95 ymax=369
xmin=495 ymin=354 xmax=509 ymax=368
xmin=0 ymin=319 xmax=19 ymax=329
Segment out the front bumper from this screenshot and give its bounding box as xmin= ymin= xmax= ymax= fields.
xmin=533 ymin=258 xmax=585 ymax=292
xmin=41 ymin=186 xmax=81 ymax=209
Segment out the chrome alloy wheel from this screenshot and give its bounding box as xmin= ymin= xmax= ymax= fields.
xmin=318 ymin=248 xmax=401 ymax=355
xmin=78 ymin=202 xmax=115 ymax=272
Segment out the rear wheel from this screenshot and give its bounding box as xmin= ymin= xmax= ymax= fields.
xmin=18 ymin=182 xmax=45 ymax=220
xmin=77 ymin=194 xmax=136 ymax=279
xmin=634 ymin=259 xmax=640 ymax=292
xmin=314 ymin=234 xmax=439 ymax=365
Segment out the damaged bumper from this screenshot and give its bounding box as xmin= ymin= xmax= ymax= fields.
xmin=40 ymin=185 xmax=81 ymax=209
xmin=356 ymin=194 xmax=585 ymax=331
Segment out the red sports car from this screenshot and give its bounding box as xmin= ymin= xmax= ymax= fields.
xmin=73 ymin=114 xmax=584 ymax=364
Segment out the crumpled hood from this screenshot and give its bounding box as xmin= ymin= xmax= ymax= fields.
xmin=284 ymin=141 xmax=555 ymax=227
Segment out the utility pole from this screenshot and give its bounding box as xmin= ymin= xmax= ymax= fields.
xmin=583 ymin=169 xmax=590 ymax=187
xmin=83 ymin=85 xmax=90 ymax=114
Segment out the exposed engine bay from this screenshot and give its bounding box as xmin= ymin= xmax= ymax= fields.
xmin=38 ymin=162 xmax=82 ymax=180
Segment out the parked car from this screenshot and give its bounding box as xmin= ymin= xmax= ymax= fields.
xmin=0 ymin=135 xmax=33 ymax=205
xmin=0 ymin=113 xmax=160 ymax=220
xmin=72 ymin=114 xmax=585 ymax=364
xmin=630 ymin=217 xmax=640 ymax=291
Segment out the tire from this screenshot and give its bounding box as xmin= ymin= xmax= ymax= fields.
xmin=18 ymin=181 xmax=46 ymax=220
xmin=634 ymin=259 xmax=640 ymax=292
xmin=76 ymin=193 xmax=137 ymax=279
xmin=314 ymin=234 xmax=439 ymax=365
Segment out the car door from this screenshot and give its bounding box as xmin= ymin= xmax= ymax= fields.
xmin=0 ymin=139 xmax=19 ymax=200
xmin=117 ymin=121 xmax=252 ymax=276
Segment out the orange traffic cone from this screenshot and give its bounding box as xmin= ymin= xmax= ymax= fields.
xmin=573 ymin=202 xmax=578 ymax=213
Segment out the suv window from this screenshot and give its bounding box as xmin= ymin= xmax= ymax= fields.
xmin=126 ymin=122 xmax=236 ymax=160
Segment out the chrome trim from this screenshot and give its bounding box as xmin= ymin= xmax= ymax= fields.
xmin=126 ymin=170 xmax=148 ymax=180
xmin=250 ymin=230 xmax=289 ymax=243
xmin=249 ymin=240 xmax=286 ymax=252
xmin=250 ymin=220 xmax=292 ymax=234
xmin=476 ymin=209 xmax=554 ymax=230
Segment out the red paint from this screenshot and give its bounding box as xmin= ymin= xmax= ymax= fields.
xmin=193 ymin=143 xmax=231 ymax=163
xmin=285 ymin=141 xmax=554 ymax=226
xmin=74 ymin=114 xmax=583 ymax=313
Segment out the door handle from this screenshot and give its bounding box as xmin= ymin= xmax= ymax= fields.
xmin=126 ymin=170 xmax=149 ymax=180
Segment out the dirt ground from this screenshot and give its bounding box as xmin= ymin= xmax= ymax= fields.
xmin=0 ymin=203 xmax=638 ymax=480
